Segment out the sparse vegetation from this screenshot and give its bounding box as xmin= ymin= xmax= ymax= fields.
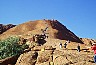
xmin=0 ymin=36 xmax=28 ymax=60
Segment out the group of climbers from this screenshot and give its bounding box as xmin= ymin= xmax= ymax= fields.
xmin=59 ymin=40 xmax=81 ymax=52
xmin=59 ymin=40 xmax=70 ymax=49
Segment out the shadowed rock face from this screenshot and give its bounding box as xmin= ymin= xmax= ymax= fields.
xmin=0 ymin=55 xmax=19 ymax=65
xmin=0 ymin=24 xmax=16 ymax=34
xmin=45 ymin=20 xmax=83 ymax=43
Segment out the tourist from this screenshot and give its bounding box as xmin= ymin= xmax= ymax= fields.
xmin=64 ymin=42 xmax=67 ymax=48
xmin=64 ymin=40 xmax=70 ymax=49
xmin=59 ymin=42 xmax=62 ymax=48
xmin=77 ymin=44 xmax=80 ymax=52
xmin=91 ymin=43 xmax=96 ymax=63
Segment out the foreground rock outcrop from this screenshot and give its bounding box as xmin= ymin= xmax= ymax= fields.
xmin=53 ymin=50 xmax=95 ymax=65
xmin=15 ymin=51 xmax=38 ymax=65
xmin=1 ymin=37 xmax=96 ymax=65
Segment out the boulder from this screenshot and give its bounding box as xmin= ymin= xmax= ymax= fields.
xmin=53 ymin=55 xmax=71 ymax=65
xmin=36 ymin=50 xmax=53 ymax=64
xmin=15 ymin=51 xmax=38 ymax=65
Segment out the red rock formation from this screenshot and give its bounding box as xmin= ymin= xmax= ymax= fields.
xmin=45 ymin=20 xmax=83 ymax=43
xmin=0 ymin=20 xmax=83 ymax=43
xmin=0 ymin=24 xmax=16 ymax=34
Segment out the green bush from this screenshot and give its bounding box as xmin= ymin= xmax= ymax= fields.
xmin=0 ymin=36 xmax=28 ymax=60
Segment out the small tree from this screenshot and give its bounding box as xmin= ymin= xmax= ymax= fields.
xmin=0 ymin=36 xmax=28 ymax=60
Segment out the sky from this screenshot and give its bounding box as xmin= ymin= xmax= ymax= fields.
xmin=0 ymin=0 xmax=96 ymax=39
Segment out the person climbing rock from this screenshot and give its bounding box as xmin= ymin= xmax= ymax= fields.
xmin=59 ymin=42 xmax=62 ymax=48
xmin=77 ymin=44 xmax=80 ymax=52
xmin=64 ymin=40 xmax=70 ymax=49
xmin=64 ymin=42 xmax=67 ymax=49
xmin=91 ymin=43 xmax=96 ymax=63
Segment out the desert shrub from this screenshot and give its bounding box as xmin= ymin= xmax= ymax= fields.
xmin=0 ymin=36 xmax=28 ymax=60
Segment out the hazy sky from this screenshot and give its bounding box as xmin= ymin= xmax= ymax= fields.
xmin=0 ymin=0 xmax=96 ymax=39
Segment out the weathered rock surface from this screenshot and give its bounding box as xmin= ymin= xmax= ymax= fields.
xmin=36 ymin=50 xmax=53 ymax=64
xmin=81 ymin=38 xmax=96 ymax=46
xmin=0 ymin=20 xmax=83 ymax=43
xmin=0 ymin=19 xmax=96 ymax=65
xmin=32 ymin=45 xmax=54 ymax=51
xmin=15 ymin=51 xmax=38 ymax=65
xmin=53 ymin=50 xmax=95 ymax=65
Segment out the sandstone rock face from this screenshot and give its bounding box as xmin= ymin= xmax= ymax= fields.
xmin=53 ymin=50 xmax=95 ymax=65
xmin=15 ymin=51 xmax=38 ymax=65
xmin=81 ymin=38 xmax=96 ymax=46
xmin=1 ymin=19 xmax=96 ymax=65
xmin=0 ymin=42 xmax=96 ymax=65
xmin=32 ymin=45 xmax=54 ymax=51
xmin=36 ymin=50 xmax=53 ymax=64
xmin=46 ymin=20 xmax=83 ymax=43
xmin=0 ymin=24 xmax=16 ymax=34
xmin=0 ymin=20 xmax=82 ymax=43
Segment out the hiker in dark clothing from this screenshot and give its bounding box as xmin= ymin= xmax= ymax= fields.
xmin=64 ymin=42 xmax=67 ymax=48
xmin=64 ymin=40 xmax=70 ymax=49
xmin=77 ymin=44 xmax=80 ymax=52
